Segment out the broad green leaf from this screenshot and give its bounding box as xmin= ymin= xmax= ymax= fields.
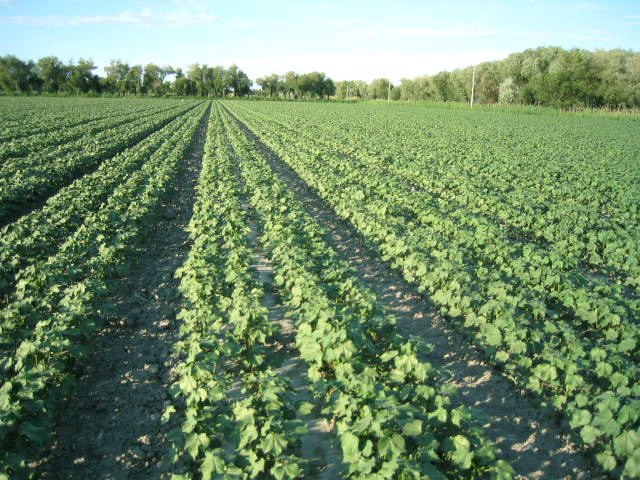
xmin=402 ymin=419 xmax=422 ymax=437
xmin=595 ymin=452 xmax=617 ymax=472
xmin=260 ymin=432 xmax=287 ymax=456
xmin=272 ymin=460 xmax=302 ymax=480
xmin=491 ymin=459 xmax=515 ymax=479
xmin=625 ymin=450 xmax=640 ymax=478
xmin=341 ymin=431 xmax=360 ymax=462
xmin=579 ymin=425 xmax=599 ymax=445
xmin=185 ymin=432 xmax=210 ymax=460
xmin=614 ymin=430 xmax=640 ymax=457
xmin=200 ymin=451 xmax=224 ymax=480
xmin=239 ymin=424 xmax=259 ymax=449
xmin=569 ymin=409 xmax=592 ymax=428
xmin=297 ymin=401 xmax=315 ymax=415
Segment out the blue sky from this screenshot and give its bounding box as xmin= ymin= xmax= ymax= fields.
xmin=1 ymin=0 xmax=639 ymax=83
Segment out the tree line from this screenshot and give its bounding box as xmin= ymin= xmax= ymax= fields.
xmin=1 ymin=47 xmax=639 ymax=108
xmin=338 ymin=47 xmax=639 ymax=109
xmin=0 ymin=56 xmax=253 ymax=97
xmin=255 ymin=72 xmax=335 ymax=99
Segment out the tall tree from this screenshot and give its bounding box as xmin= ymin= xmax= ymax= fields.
xmin=186 ymin=63 xmax=205 ymax=96
xmin=0 ymin=55 xmax=37 ymax=93
xmin=226 ymin=64 xmax=252 ymax=97
xmin=34 ymin=56 xmax=65 ymax=93
xmin=143 ymin=63 xmax=167 ymax=95
xmin=128 ymin=64 xmax=143 ymax=95
xmin=368 ymin=78 xmax=392 ymax=99
xmin=105 ymin=59 xmax=131 ymax=95
xmin=282 ymin=71 xmax=299 ymax=98
xmin=210 ymin=66 xmax=226 ymax=96
xmin=257 ymin=73 xmax=280 ymax=97
xmin=67 ymin=58 xmax=97 ymax=94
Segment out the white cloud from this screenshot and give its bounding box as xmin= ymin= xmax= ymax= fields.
xmin=385 ymin=27 xmax=493 ymax=38
xmin=573 ymin=2 xmax=605 ymax=11
xmin=224 ymin=51 xmax=511 ymax=84
xmin=620 ymin=15 xmax=640 ymax=25
xmin=172 ymin=0 xmax=202 ymax=8
xmin=0 ymin=9 xmax=217 ymax=27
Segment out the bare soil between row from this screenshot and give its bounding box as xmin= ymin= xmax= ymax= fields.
xmin=35 ymin=105 xmax=210 ymax=479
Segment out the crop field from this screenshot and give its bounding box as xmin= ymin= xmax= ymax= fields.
xmin=0 ymin=97 xmax=638 ymax=479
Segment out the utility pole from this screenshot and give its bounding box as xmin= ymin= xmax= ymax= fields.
xmin=387 ymin=78 xmax=391 ymax=102
xmin=471 ymin=65 xmax=476 ymax=108
xmin=346 ymin=82 xmax=349 ymax=99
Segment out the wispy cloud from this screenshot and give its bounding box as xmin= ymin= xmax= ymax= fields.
xmin=622 ymin=14 xmax=640 ymax=25
xmin=0 ymin=0 xmax=10 ymax=5
xmin=386 ymin=27 xmax=493 ymax=38
xmin=573 ymin=2 xmax=605 ymax=11
xmin=0 ymin=9 xmax=217 ymax=27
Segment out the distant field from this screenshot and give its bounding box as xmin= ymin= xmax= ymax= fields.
xmin=1 ymin=96 xmax=639 ymax=479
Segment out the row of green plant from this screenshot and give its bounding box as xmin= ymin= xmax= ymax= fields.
xmin=233 ymin=101 xmax=640 ymax=289
xmin=227 ymin=102 xmax=638 ymax=338
xmin=0 ymin=108 xmax=195 ymax=305
xmin=220 ymin=102 xmax=514 ymax=479
xmin=224 ymin=101 xmax=640 ymax=477
xmin=0 ymin=102 xmax=208 ymax=479
xmin=0 ymin=100 xmax=186 ymax=161
xmin=228 ymin=104 xmax=639 ymax=364
xmin=166 ymin=103 xmax=306 ymax=479
xmin=0 ymin=100 xmax=200 ymax=223
xmin=0 ymin=97 xmax=182 ymax=142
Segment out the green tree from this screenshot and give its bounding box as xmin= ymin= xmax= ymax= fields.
xmin=498 ymin=77 xmax=517 ymax=104
xmin=226 ymin=64 xmax=252 ymax=97
xmin=368 ymin=78 xmax=392 ymax=100
xmin=34 ymin=56 xmax=65 ymax=93
xmin=335 ymin=80 xmax=361 ymax=99
xmin=127 ymin=64 xmax=143 ymax=95
xmin=210 ymin=66 xmax=226 ymax=96
xmin=67 ymin=58 xmax=97 ymax=94
xmin=432 ymin=71 xmax=452 ymax=101
xmin=257 ymin=73 xmax=280 ymax=97
xmin=0 ymin=55 xmax=37 ymax=92
xmin=282 ymin=71 xmax=299 ymax=98
xmin=105 ymin=59 xmax=131 ymax=95
xmin=173 ymin=76 xmax=191 ymax=96
xmin=186 ymin=63 xmax=205 ymax=96
xmin=143 ymin=63 xmax=167 ymax=95
xmin=322 ymin=76 xmax=335 ymax=99
xmin=477 ymin=61 xmax=501 ymax=103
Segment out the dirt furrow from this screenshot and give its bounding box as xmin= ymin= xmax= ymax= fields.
xmin=35 ymin=104 xmax=210 ymax=480
xmin=224 ymin=107 xmax=599 ymax=480
xmin=226 ymin=116 xmax=343 ymax=479
xmin=245 ymin=203 xmax=342 ymax=480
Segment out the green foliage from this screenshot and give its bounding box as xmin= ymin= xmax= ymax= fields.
xmin=0 ymin=98 xmax=198 ymax=220
xmin=225 ymin=99 xmax=640 ymax=476
xmin=165 ymin=104 xmax=306 ymax=478
xmin=0 ymin=100 xmax=209 ymax=477
xmin=221 ymin=103 xmax=513 ymax=479
xmin=395 ymin=47 xmax=640 ymax=108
